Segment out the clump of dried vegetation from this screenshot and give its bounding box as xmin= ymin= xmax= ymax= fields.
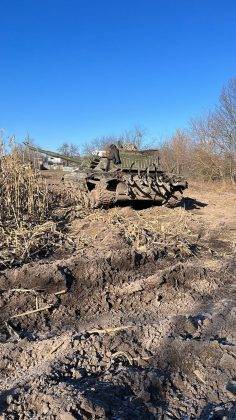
xmin=0 ymin=147 xmax=48 ymax=228
xmin=75 ymin=205 xmax=198 ymax=260
xmin=0 ymin=139 xmax=76 ymax=269
xmin=111 ymin=206 xmax=198 ymax=258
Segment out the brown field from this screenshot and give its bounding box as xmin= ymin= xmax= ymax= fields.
xmin=0 ymin=180 xmax=235 ymax=419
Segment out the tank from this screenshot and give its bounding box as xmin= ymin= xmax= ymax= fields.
xmin=63 ymin=146 xmax=188 ymax=208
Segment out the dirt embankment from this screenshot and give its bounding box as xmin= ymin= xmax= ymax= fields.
xmin=0 ymin=186 xmax=235 ymax=419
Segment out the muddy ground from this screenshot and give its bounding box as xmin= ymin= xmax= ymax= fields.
xmin=0 ymin=183 xmax=235 ymax=419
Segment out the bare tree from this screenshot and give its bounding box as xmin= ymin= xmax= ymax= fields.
xmin=160 ymin=130 xmax=193 ymax=176
xmin=83 ymin=136 xmax=117 ymax=155
xmin=83 ymin=127 xmax=146 ymax=155
xmin=191 ymin=78 xmax=236 ymax=182
xmin=120 ymin=126 xmax=146 ymax=150
xmin=211 ymin=78 xmax=236 ymax=155
xmin=57 ymin=142 xmax=80 ymax=157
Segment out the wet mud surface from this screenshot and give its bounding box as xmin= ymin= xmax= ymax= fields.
xmin=0 ymin=186 xmax=235 ymax=419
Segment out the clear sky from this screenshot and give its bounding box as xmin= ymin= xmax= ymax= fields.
xmin=0 ymin=0 xmax=236 ymax=149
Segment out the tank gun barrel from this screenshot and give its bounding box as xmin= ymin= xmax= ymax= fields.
xmin=23 ymin=142 xmax=81 ymax=164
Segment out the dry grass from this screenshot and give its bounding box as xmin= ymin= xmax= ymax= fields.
xmin=75 ymin=204 xmax=198 ymax=259
xmin=0 ymin=221 xmax=67 ymax=269
xmin=188 ymin=179 xmax=236 ymax=193
xmin=0 ymin=146 xmax=49 ymax=229
xmin=110 ymin=207 xmax=196 ymax=256
xmin=0 ymin=142 xmax=77 ymax=268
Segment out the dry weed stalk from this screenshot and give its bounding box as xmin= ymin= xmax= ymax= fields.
xmin=0 ymin=139 xmax=68 ymax=268
xmin=0 ymin=144 xmax=48 ymax=229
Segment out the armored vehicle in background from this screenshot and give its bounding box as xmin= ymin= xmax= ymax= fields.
xmin=61 ymin=145 xmax=188 ymax=208
xmin=25 ymin=143 xmax=188 ymax=208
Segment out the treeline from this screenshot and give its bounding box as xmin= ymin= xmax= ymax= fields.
xmin=160 ymin=78 xmax=236 ymax=182
xmin=79 ymin=77 xmax=236 ymax=182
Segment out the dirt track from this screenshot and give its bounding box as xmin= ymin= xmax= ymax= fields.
xmin=0 ymin=184 xmax=235 ymax=419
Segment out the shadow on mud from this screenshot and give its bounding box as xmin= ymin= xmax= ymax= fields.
xmin=67 ymin=378 xmax=155 ymax=419
xmin=0 ymin=388 xmax=17 ymax=415
xmin=116 ymin=200 xmax=163 ymax=210
xmin=111 ymin=197 xmax=208 ymax=211
xmin=182 ymin=197 xmax=208 ymax=210
xmin=199 ymin=401 xmax=236 ymax=420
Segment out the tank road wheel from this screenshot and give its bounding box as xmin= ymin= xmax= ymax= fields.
xmin=89 ymin=186 xmax=116 ymax=209
xmin=165 ymin=191 xmax=183 ymax=208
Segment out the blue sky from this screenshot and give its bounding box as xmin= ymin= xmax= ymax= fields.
xmin=0 ymin=0 xmax=236 ymax=149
